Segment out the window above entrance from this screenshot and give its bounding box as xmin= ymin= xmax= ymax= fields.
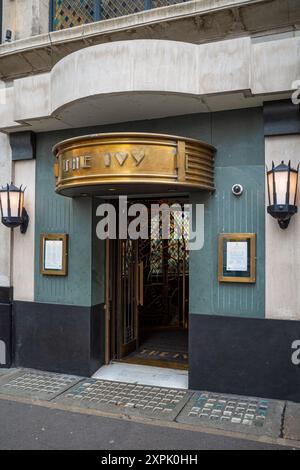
xmin=51 ymin=1 xmax=187 ymax=31
xmin=53 ymin=133 xmax=215 ymax=197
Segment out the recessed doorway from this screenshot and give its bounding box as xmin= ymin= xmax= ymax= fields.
xmin=109 ymin=199 xmax=189 ymax=371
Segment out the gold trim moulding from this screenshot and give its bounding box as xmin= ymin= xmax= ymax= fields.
xmin=53 ymin=132 xmax=216 ymax=197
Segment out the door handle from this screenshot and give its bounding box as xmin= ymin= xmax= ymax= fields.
xmin=139 ymin=262 xmax=144 ymax=306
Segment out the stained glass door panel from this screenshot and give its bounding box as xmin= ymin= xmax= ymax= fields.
xmin=117 ymin=239 xmax=139 ymax=358
xmin=138 ymin=202 xmax=190 ymax=331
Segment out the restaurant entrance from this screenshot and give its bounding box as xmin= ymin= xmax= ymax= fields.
xmin=109 ymin=199 xmax=189 ymax=370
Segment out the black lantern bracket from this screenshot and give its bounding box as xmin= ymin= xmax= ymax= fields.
xmin=20 ymin=207 xmax=29 ymax=234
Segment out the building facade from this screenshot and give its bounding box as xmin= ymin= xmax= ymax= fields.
xmin=0 ymin=0 xmax=300 ymax=401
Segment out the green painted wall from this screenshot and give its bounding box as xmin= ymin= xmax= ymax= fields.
xmin=92 ymin=198 xmax=106 ymax=306
xmin=190 ymin=109 xmax=265 ymax=318
xmin=35 ymin=108 xmax=265 ymax=316
xmin=35 ymin=133 xmax=96 ymax=306
xmin=190 ymin=168 xmax=265 ymax=318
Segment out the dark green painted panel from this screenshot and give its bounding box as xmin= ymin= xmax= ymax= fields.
xmin=92 ymin=199 xmax=105 ymax=306
xmin=190 ymin=167 xmax=265 ymax=318
xmin=190 ymin=108 xmax=265 ymax=319
xmin=212 ymin=108 xmax=264 ymax=167
xmin=35 ymin=134 xmax=93 ymax=306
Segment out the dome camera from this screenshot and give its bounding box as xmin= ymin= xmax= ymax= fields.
xmin=232 ymin=184 xmax=244 ymax=197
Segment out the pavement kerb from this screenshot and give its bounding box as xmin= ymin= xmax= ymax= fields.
xmin=0 ymin=368 xmax=300 ymax=448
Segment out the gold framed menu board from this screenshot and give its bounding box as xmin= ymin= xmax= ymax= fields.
xmin=218 ymin=233 xmax=256 ymax=283
xmin=40 ymin=234 xmax=68 ymax=276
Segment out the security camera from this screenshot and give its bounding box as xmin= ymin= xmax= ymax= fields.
xmin=5 ymin=30 xmax=12 ymax=42
xmin=232 ymin=184 xmax=244 ymax=197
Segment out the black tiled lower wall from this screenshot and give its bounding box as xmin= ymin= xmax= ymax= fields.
xmin=0 ymin=303 xmax=12 ymax=368
xmin=189 ymin=314 xmax=300 ymax=403
xmin=0 ymin=287 xmax=12 ymax=304
xmin=13 ymin=301 xmax=105 ymax=377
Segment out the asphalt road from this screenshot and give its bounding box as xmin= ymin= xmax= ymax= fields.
xmin=0 ymin=399 xmax=292 ymax=451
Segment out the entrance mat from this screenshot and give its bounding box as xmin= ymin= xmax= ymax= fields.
xmin=176 ymin=391 xmax=285 ymax=438
xmin=56 ymin=379 xmax=192 ymax=422
xmin=0 ymin=369 xmax=81 ymax=401
xmin=125 ymin=348 xmax=188 ymax=370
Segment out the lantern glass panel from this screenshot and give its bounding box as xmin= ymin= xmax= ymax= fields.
xmin=267 ymin=172 xmax=275 ymax=205
xmin=0 ymin=192 xmax=8 ymax=217
xmin=289 ymin=171 xmax=298 ymax=205
xmin=20 ymin=191 xmax=24 ymax=215
xmin=274 ymin=170 xmax=288 ymax=205
xmin=9 ymin=191 xmax=21 ymax=217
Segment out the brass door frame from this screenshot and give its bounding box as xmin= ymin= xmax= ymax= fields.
xmin=104 ymin=238 xmax=110 ymax=364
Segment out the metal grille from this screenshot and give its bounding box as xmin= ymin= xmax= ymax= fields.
xmin=53 ymin=0 xmax=96 ymax=30
xmin=121 ymin=239 xmax=136 ymax=345
xmin=169 ymin=207 xmax=190 ymax=274
xmin=149 ymin=205 xmax=189 ymax=276
xmin=52 ymin=1 xmax=188 ymax=30
xmin=137 ymin=201 xmax=189 ymax=329
xmin=101 ymin=0 xmax=145 ymax=20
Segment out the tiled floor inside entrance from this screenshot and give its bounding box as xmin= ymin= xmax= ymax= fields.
xmin=92 ymin=362 xmax=188 ymax=389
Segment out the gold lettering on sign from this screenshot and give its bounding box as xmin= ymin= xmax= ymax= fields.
xmin=104 ymin=153 xmax=112 ymax=168
xmin=72 ymin=157 xmax=80 ymax=170
xmin=65 ymin=150 xmax=147 ymax=172
xmin=63 ymin=160 xmax=70 ymax=172
xmin=115 ymin=152 xmax=128 ymax=166
xmin=80 ymin=155 xmax=92 ymax=169
xmin=132 ymin=150 xmax=145 ymax=166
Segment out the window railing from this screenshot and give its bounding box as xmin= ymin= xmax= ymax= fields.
xmin=50 ymin=0 xmax=188 ymax=31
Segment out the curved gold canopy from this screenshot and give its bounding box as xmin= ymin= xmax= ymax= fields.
xmin=53 ymin=133 xmax=215 ymax=197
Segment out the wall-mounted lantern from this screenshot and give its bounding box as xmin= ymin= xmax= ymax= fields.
xmin=267 ymin=161 xmax=299 ymax=229
xmin=0 ymin=184 xmax=29 ymax=234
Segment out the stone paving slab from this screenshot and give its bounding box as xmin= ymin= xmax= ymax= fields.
xmin=176 ymin=391 xmax=285 ymax=438
xmin=55 ymin=378 xmax=192 ymax=422
xmin=0 ymin=369 xmax=12 ymax=375
xmin=283 ymin=402 xmax=300 ymax=441
xmin=0 ymin=369 xmax=82 ymax=401
xmin=0 ymin=369 xmax=20 ymax=383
